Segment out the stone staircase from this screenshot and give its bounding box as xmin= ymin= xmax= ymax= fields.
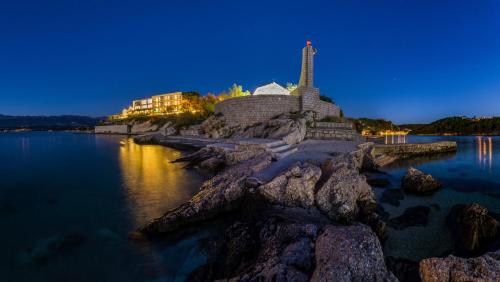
xmin=234 ymin=138 xmax=298 ymax=159
xmin=306 ymin=122 xmax=361 ymax=141
xmin=266 ymin=141 xmax=298 ymax=159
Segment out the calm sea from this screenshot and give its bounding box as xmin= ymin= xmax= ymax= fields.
xmin=0 ymin=132 xmax=208 ymax=282
xmin=1 ymin=133 xmax=499 ymax=281
xmin=378 ymin=135 xmax=500 ymax=260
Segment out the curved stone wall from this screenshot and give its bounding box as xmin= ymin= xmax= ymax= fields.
xmin=215 ymin=95 xmax=301 ymax=126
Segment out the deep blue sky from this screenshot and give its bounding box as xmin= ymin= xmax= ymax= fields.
xmin=1 ymin=0 xmax=499 ymax=123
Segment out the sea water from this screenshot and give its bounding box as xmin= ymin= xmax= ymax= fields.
xmin=0 ymin=132 xmax=208 ymax=281
xmin=1 ymin=133 xmax=499 ymax=281
xmin=376 ymin=136 xmax=500 ymax=260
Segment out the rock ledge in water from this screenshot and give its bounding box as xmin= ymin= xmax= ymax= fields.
xmin=447 ymin=203 xmax=500 ymax=255
xmin=401 ymin=167 xmax=441 ymax=194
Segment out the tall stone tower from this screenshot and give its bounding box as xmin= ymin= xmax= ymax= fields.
xmin=298 ymin=40 xmax=316 ymax=87
xmin=293 ymin=40 xmax=321 ymax=112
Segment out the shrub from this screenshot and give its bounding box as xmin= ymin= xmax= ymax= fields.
xmin=319 ymin=95 xmax=334 ymax=104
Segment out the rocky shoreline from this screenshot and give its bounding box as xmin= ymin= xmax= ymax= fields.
xmin=126 ymin=113 xmax=498 ymax=281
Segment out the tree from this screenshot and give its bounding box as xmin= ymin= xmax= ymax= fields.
xmin=320 ymin=95 xmax=334 ymax=104
xmin=227 ymin=84 xmax=250 ymax=98
xmin=286 ymin=82 xmax=298 ymax=94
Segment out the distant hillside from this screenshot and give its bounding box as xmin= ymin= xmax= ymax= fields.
xmin=348 ymin=118 xmax=400 ymax=134
xmin=401 ymin=116 xmax=500 ymax=135
xmin=0 ymin=115 xmax=103 ymax=130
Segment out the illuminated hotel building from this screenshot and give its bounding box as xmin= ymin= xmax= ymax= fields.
xmin=122 ymin=92 xmax=184 ymax=117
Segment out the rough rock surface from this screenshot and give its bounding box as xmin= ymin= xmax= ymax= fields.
xmin=174 ymin=144 xmax=269 ymax=172
xmin=311 ymin=224 xmax=396 ymax=282
xmin=447 ymin=203 xmax=500 ymax=254
xmin=200 ymin=111 xmax=315 ymax=144
xmin=315 ymin=152 xmax=376 ymax=223
xmin=419 ymin=250 xmax=500 ymax=282
xmin=189 ymin=217 xmax=396 ymax=282
xmin=200 ymin=115 xmax=242 ymax=139
xmin=401 ymin=167 xmax=441 ymax=194
xmin=138 ymin=144 xmax=381 ymax=237
xmin=238 ymin=111 xmax=314 ymax=145
xmin=257 ymin=149 xmax=377 ymax=224
xmin=130 ymin=120 xmax=160 ymax=134
xmin=138 ymin=151 xmax=272 ymax=236
xmin=258 ymin=162 xmax=322 ymax=208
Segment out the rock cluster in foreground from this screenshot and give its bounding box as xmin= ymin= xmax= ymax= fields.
xmin=132 ymin=135 xmax=500 ymax=281
xmin=138 ymin=145 xmax=380 ymax=237
xmin=189 ymin=216 xmax=397 ymax=282
xmin=420 ymin=250 xmax=500 ymax=282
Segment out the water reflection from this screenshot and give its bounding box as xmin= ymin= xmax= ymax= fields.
xmin=477 ymin=136 xmax=493 ymax=171
xmin=385 ymin=134 xmax=407 ymax=145
xmin=118 ymin=138 xmax=202 ymax=228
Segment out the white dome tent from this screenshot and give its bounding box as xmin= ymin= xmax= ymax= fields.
xmin=252 ymin=82 xmax=290 ymax=96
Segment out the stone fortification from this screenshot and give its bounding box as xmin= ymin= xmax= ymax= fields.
xmin=215 ymin=95 xmax=301 ymax=126
xmin=215 ymin=41 xmax=340 ymax=125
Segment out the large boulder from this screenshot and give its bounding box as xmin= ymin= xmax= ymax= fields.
xmin=447 ymin=203 xmax=500 ymax=254
xmin=315 ymin=153 xmax=377 ymax=223
xmin=401 ymin=167 xmax=441 ymax=194
xmin=258 ymin=162 xmax=322 ymax=208
xmin=189 ymin=217 xmax=396 ymax=282
xmin=419 ymin=250 xmax=500 ymax=282
xmin=311 ymin=224 xmax=397 ymax=281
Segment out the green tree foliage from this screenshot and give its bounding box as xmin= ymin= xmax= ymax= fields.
xmin=200 ymin=93 xmax=218 ymax=114
xmin=225 ymin=84 xmax=250 ymax=98
xmin=319 ymin=95 xmax=334 ymax=104
xmin=348 ymin=118 xmax=400 ymax=134
xmin=286 ymin=82 xmax=298 ymax=94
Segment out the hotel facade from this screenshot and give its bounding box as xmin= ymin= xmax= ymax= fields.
xmin=121 ymin=92 xmax=184 ymax=117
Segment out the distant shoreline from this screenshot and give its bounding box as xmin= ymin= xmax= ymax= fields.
xmin=1 ymin=127 xmax=95 ymax=133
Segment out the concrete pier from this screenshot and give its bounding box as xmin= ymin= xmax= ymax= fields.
xmin=371 ymin=141 xmax=458 ymax=167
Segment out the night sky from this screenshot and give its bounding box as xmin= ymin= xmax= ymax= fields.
xmin=1 ymin=0 xmax=500 ymax=123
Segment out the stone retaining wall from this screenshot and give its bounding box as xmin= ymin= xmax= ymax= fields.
xmin=215 ymin=95 xmax=301 ymax=126
xmin=315 ymin=122 xmax=353 ymax=129
xmin=306 ymin=128 xmax=358 ymax=141
xmin=215 ymin=95 xmax=341 ymax=127
xmin=315 ymin=100 xmax=341 ymax=119
xmin=94 ymin=125 xmax=130 ymax=134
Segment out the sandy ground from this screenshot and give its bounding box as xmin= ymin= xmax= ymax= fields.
xmin=255 ymin=139 xmax=363 ymax=181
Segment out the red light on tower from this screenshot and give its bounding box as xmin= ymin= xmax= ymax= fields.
xmin=306 ymin=40 xmax=312 ymax=46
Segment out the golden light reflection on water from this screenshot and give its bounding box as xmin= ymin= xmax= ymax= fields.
xmin=118 ymin=138 xmax=202 ymax=227
xmin=477 ymin=136 xmax=493 ymax=171
xmin=384 ymin=134 xmax=407 ymax=144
